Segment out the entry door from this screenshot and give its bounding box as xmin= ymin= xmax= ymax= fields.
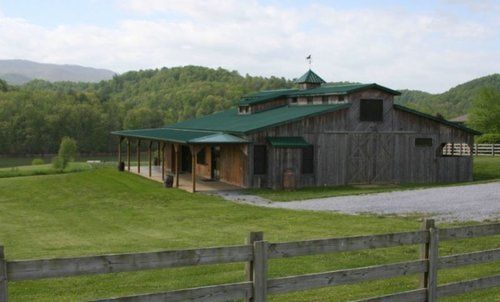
xmin=211 ymin=146 xmax=220 ymax=180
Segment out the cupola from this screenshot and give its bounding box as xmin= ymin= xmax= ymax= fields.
xmin=294 ymin=69 xmax=326 ymax=90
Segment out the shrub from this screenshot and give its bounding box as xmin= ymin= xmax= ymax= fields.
xmin=57 ymin=137 xmax=77 ymax=169
xmin=475 ymin=133 xmax=500 ymax=144
xmin=52 ymin=156 xmax=64 ymax=171
xmin=31 ymin=158 xmax=45 ymax=165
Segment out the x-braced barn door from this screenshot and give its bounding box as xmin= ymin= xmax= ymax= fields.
xmin=348 ymin=134 xmax=394 ymax=184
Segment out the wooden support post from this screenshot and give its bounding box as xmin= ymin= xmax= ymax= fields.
xmin=0 ymin=246 xmax=8 ymax=302
xmin=245 ymin=232 xmax=264 ymax=302
xmin=190 ymin=145 xmax=199 ymax=193
xmin=148 ymin=141 xmax=152 ymax=177
xmin=137 ymin=140 xmax=141 ymax=174
xmin=127 ymin=138 xmax=131 ymax=172
xmin=174 ymin=144 xmax=180 ymax=188
xmin=420 ymin=219 xmax=438 ymax=302
xmin=157 ymin=141 xmax=161 ymax=166
xmin=161 ymin=142 xmax=165 ymax=181
xmin=253 ymin=241 xmax=268 ymax=302
xmin=118 ymin=136 xmax=122 ymax=164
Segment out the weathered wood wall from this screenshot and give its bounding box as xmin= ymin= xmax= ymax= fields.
xmin=245 ymin=89 xmax=474 ymax=189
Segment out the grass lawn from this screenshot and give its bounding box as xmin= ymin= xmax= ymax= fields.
xmin=249 ymin=156 xmax=500 ymax=202
xmin=0 ymin=168 xmax=498 ymax=301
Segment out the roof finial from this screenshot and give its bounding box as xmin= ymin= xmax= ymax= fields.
xmin=306 ymin=54 xmax=312 ymax=69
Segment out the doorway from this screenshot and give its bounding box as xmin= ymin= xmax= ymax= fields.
xmin=211 ymin=146 xmax=220 ymax=180
xmin=181 ymin=145 xmax=192 ymax=172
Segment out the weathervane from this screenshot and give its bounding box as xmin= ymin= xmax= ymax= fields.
xmin=306 ymin=54 xmax=312 ymax=69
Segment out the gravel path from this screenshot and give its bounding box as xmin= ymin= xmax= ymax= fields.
xmin=218 ymin=182 xmax=500 ymax=222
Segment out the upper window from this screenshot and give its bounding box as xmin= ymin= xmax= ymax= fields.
xmin=197 ymin=148 xmax=206 ymax=165
xmin=415 ymin=138 xmax=433 ymax=147
xmin=360 ymin=99 xmax=383 ymax=122
xmin=322 ymin=96 xmax=329 ymax=104
xmin=253 ymin=145 xmax=267 ymax=175
xmin=307 ymin=97 xmax=313 ymax=104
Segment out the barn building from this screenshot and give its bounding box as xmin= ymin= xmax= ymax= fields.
xmin=112 ymin=70 xmax=480 ymax=192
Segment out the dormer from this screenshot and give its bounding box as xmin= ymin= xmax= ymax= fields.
xmin=294 ymin=69 xmax=326 ymax=90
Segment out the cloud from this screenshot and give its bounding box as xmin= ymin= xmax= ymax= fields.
xmin=0 ymin=0 xmax=498 ymax=92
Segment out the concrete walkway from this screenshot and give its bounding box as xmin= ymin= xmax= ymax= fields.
xmin=220 ymin=182 xmax=500 ymax=222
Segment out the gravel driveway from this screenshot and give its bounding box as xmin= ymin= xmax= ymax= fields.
xmin=219 ymin=182 xmax=500 ymax=222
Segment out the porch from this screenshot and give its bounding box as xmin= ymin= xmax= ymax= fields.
xmin=129 ymin=165 xmax=241 ymax=192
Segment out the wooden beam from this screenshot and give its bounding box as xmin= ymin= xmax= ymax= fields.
xmin=245 ymin=232 xmax=264 ymax=302
xmin=161 ymin=142 xmax=165 ymax=181
xmin=190 ymin=145 xmax=199 ymax=193
xmin=148 ymin=141 xmax=152 ymax=177
xmin=137 ymin=140 xmax=141 ymax=174
xmin=157 ymin=141 xmax=161 ymax=166
xmin=127 ymin=138 xmax=131 ymax=172
xmin=174 ymin=144 xmax=180 ymax=188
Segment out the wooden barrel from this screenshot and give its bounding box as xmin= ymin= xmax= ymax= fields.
xmin=283 ymin=169 xmax=296 ymax=191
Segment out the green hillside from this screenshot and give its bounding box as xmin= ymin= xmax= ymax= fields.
xmin=395 ymin=74 xmax=500 ymax=118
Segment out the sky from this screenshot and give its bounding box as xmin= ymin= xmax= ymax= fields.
xmin=0 ymin=0 xmax=498 ymax=93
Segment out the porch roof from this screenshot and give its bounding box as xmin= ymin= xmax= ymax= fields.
xmin=111 ymin=128 xmax=247 ymax=144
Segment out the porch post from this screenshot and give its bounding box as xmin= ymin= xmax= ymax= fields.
xmin=137 ymin=139 xmax=141 ymax=174
xmin=157 ymin=141 xmax=161 ymax=166
xmin=174 ymin=144 xmax=180 ymax=188
xmin=127 ymin=138 xmax=131 ymax=171
xmin=161 ymin=142 xmax=165 ymax=181
xmin=190 ymin=145 xmax=199 ymax=193
xmin=148 ymin=141 xmax=152 ymax=177
xmin=118 ymin=136 xmax=122 ymax=164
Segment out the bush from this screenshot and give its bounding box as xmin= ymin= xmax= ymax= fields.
xmin=57 ymin=137 xmax=77 ymax=169
xmin=52 ymin=156 xmax=64 ymax=171
xmin=31 ymin=158 xmax=45 ymax=165
xmin=475 ymin=133 xmax=500 ymax=144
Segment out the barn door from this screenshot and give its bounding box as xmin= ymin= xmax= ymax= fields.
xmin=348 ymin=134 xmax=394 ymax=184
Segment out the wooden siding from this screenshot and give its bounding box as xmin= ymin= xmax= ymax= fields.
xmin=245 ymin=89 xmax=474 ymax=189
xmin=219 ymin=145 xmax=247 ymax=187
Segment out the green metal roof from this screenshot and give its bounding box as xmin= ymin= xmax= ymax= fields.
xmin=393 ymin=104 xmax=481 ymax=135
xmin=188 ymin=133 xmax=248 ymax=144
xmin=238 ymin=83 xmax=400 ymax=106
xmin=111 ymin=128 xmax=214 ymax=143
xmin=267 ymin=137 xmax=311 ymax=148
xmin=294 ymin=70 xmax=326 ymax=84
xmin=171 ymin=103 xmax=351 ymax=134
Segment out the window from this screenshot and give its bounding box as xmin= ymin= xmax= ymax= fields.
xmin=360 ymin=99 xmax=383 ymax=122
xmin=289 ymin=97 xmax=297 ymax=104
xmin=301 ymin=146 xmax=314 ymax=174
xmin=322 ymin=96 xmax=329 ymax=104
xmin=197 ymin=148 xmax=206 ymax=165
xmin=253 ymin=145 xmax=267 ymax=174
xmin=239 ymin=106 xmax=249 ymax=114
xmin=307 ymin=97 xmax=313 ymax=104
xmin=415 ymin=138 xmax=433 ymax=147
xmin=338 ymin=95 xmax=345 ymax=102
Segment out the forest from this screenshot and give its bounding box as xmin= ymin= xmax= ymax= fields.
xmin=0 ymin=66 xmax=498 ymax=155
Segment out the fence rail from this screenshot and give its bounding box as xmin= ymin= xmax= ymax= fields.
xmin=473 ymin=143 xmax=500 ymax=156
xmin=1 ymin=221 xmax=499 ymax=302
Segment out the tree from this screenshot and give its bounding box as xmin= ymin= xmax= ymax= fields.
xmin=53 ymin=137 xmax=77 ymax=170
xmin=469 ymin=88 xmax=500 ymax=133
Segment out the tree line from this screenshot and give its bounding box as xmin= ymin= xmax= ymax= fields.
xmin=0 ymin=66 xmax=292 ymax=155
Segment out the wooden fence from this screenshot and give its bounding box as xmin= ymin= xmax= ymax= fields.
xmin=1 ymin=220 xmax=499 ymax=301
xmin=473 ymin=143 xmax=500 ymax=156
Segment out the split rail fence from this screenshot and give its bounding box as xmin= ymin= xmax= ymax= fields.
xmin=0 ymin=220 xmax=499 ymax=301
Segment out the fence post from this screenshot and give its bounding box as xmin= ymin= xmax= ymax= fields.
xmin=0 ymin=246 xmax=7 ymax=302
xmin=420 ymin=219 xmax=438 ymax=302
xmin=474 ymin=143 xmax=478 ymax=156
xmin=245 ymin=232 xmax=263 ymax=302
xmin=253 ymin=241 xmax=268 ymax=302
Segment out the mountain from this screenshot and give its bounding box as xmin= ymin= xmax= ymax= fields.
xmin=395 ymin=74 xmax=500 ymax=119
xmin=0 ymin=59 xmax=116 ymax=84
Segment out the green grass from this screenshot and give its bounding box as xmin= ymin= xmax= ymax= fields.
xmin=0 ymin=162 xmax=98 ymax=178
xmin=0 ymin=168 xmax=498 ymax=301
xmin=249 ymin=156 xmax=500 ymax=201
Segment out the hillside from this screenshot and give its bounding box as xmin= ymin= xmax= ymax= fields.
xmin=395 ymin=74 xmax=500 ymax=118
xmin=0 ymin=59 xmax=116 ymax=84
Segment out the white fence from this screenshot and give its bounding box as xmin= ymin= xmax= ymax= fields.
xmin=473 ymin=144 xmax=500 ymax=156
